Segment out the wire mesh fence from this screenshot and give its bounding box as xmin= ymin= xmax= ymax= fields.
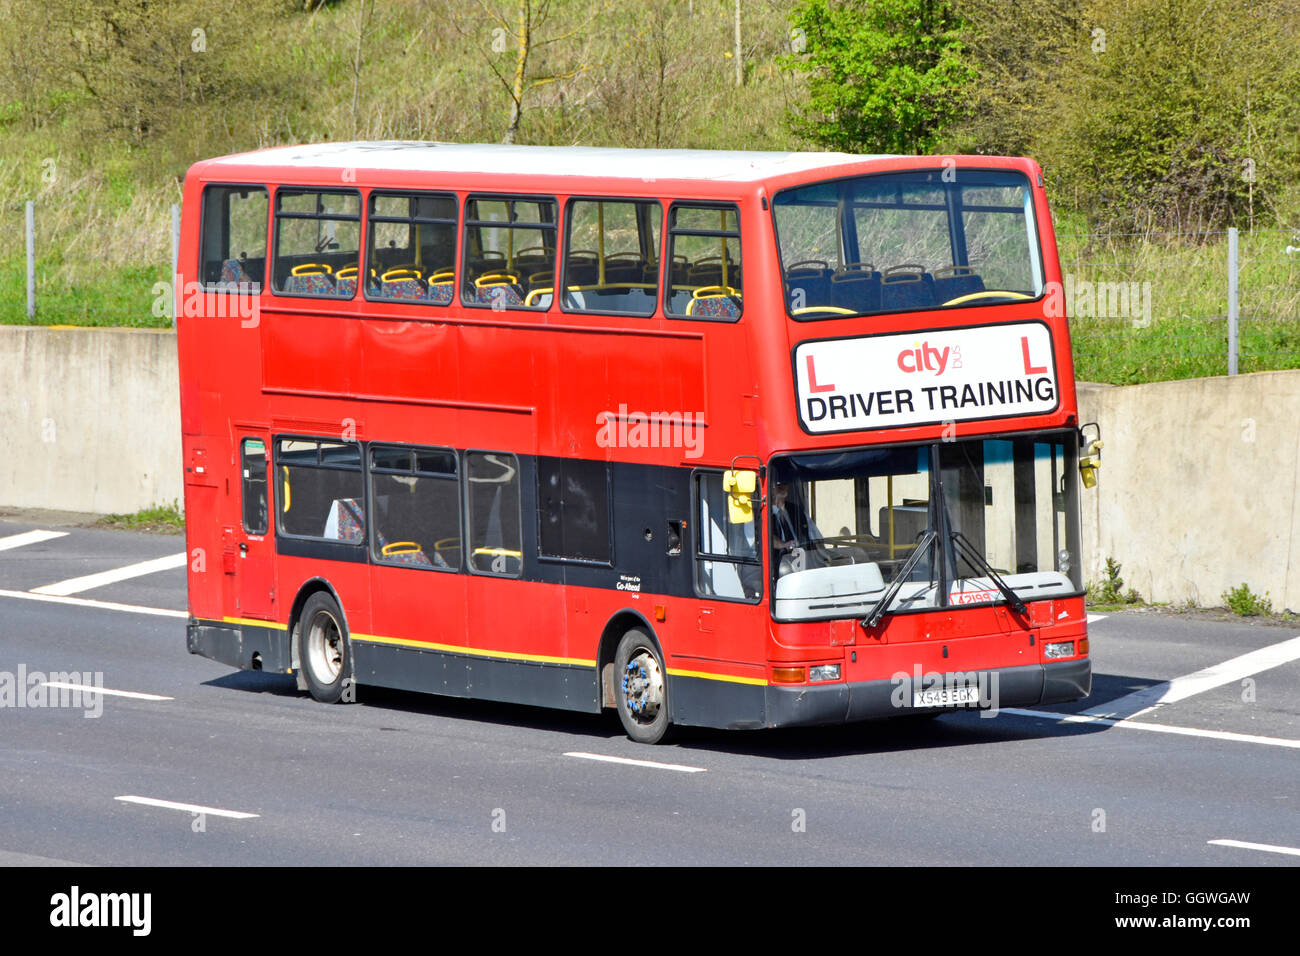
xmin=1057 ymin=228 xmax=1300 ymax=383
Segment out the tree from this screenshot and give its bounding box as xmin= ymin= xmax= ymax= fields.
xmin=1038 ymin=0 xmax=1300 ymax=233
xmin=781 ymin=0 xmax=975 ymax=155
xmin=465 ymin=0 xmax=603 ymax=144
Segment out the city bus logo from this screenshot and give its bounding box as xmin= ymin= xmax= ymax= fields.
xmin=896 ymin=342 xmax=957 ymax=375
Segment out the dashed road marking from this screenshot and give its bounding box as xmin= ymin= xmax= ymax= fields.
xmin=564 ymin=752 xmax=707 ymax=773
xmin=0 ymin=529 xmax=68 ymax=551
xmin=0 ymin=588 xmax=188 ymax=619
xmin=1208 ymin=839 xmax=1300 ymax=858
xmin=1084 ymin=634 xmax=1300 ymax=720
xmin=115 ymin=796 xmax=258 ymax=819
xmin=1000 ymin=707 xmax=1300 ymax=749
xmin=32 ymin=552 xmax=188 ymax=597
xmin=42 ymin=681 xmax=173 ymax=702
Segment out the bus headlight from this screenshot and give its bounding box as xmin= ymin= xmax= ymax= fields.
xmin=1044 ymin=641 xmax=1075 ymax=659
xmin=809 ymin=664 xmax=841 ymax=682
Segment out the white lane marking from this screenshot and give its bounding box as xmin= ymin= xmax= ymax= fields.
xmin=115 ymin=796 xmax=258 ymax=819
xmin=1084 ymin=634 xmax=1300 ymax=719
xmin=31 ymin=552 xmax=187 ymax=596
xmin=0 ymin=588 xmax=188 ymax=619
xmin=0 ymin=529 xmax=69 ymax=551
xmin=1208 ymin=839 xmax=1300 ymax=858
xmin=1086 ymin=613 xmax=1107 ymax=623
xmin=564 ymin=752 xmax=707 ymax=773
xmin=42 ymin=681 xmax=173 ymax=702
xmin=1000 ymin=707 xmax=1300 ymax=749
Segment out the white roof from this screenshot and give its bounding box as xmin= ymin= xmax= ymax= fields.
xmin=204 ymin=141 xmax=896 ymax=183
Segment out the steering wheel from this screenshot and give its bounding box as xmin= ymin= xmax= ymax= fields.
xmin=942 ymin=290 xmax=1033 ymax=306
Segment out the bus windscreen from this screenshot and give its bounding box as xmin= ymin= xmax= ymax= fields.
xmin=773 ymin=169 xmax=1045 ymax=320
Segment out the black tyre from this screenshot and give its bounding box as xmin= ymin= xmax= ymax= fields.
xmin=614 ymin=628 xmax=671 ymax=744
xmin=298 ymin=591 xmax=354 ymax=704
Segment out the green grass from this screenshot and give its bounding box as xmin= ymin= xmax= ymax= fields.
xmin=97 ymin=502 xmax=185 ymax=533
xmin=0 ymin=258 xmax=170 ymax=327
xmin=1060 ymin=226 xmax=1300 ymax=383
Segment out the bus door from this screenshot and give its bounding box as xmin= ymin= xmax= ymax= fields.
xmin=226 ymin=433 xmax=277 ymax=620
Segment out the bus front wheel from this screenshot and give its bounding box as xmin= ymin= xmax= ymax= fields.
xmin=614 ymin=629 xmax=671 ymax=744
xmin=298 ymin=591 xmax=354 ymax=704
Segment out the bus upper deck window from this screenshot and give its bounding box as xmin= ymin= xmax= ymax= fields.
xmin=272 ymin=189 xmax=362 ymax=299
xmin=200 ymin=185 xmax=268 ymax=291
xmin=365 ymin=192 xmax=458 ymax=306
xmin=561 ymin=199 xmax=661 ymax=317
xmin=666 ymin=204 xmax=742 ymax=321
xmin=462 ymin=196 xmax=557 ymax=311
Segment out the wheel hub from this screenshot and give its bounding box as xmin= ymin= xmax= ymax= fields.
xmin=622 ymin=651 xmax=663 ymax=721
xmin=307 ymin=611 xmax=343 ymax=683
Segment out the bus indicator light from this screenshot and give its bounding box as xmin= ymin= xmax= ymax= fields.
xmin=772 ymin=667 xmax=806 ymax=684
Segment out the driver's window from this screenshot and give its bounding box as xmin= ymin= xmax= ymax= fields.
xmin=694 ymin=472 xmax=760 ymax=602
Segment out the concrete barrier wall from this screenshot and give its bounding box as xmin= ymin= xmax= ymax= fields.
xmin=0 ymin=326 xmax=181 ymax=515
xmin=1 ymin=325 xmax=1295 ymax=610
xmin=1078 ymin=371 xmax=1300 ymax=612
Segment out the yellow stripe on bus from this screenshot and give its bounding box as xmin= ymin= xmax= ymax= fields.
xmin=218 ymin=618 xmax=768 ymax=685
xmin=223 ymin=616 xmax=289 ymax=631
xmin=666 ymin=667 xmax=768 ymax=687
xmin=350 ymin=631 xmax=596 ymax=668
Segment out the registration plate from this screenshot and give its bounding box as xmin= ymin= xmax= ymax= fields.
xmin=913 ymin=685 xmax=981 ymax=708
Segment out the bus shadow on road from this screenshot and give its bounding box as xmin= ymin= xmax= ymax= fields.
xmin=198 ymin=668 xmax=1160 ymax=759
xmin=673 ymin=671 xmax=1163 ymax=760
xmin=202 ymin=670 xmax=300 ymax=697
xmin=670 ymin=711 xmax=1109 ymax=761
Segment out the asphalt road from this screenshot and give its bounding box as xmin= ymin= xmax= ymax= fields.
xmin=1 ymin=518 xmax=1298 ymax=867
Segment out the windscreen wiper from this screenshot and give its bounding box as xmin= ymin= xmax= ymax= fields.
xmin=860 ymin=529 xmax=937 ymax=629
xmin=950 ymin=531 xmax=1027 ymax=615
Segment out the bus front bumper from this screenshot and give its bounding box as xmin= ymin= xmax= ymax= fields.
xmin=763 ymin=658 xmax=1091 ymax=728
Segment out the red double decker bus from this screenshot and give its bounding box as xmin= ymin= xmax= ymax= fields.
xmin=179 ymin=142 xmax=1094 ymax=743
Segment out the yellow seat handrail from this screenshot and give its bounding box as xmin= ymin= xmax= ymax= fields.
xmin=291 ymin=263 xmax=333 ymax=276
xmin=474 ymin=272 xmax=519 ymax=288
xmin=472 ymin=547 xmax=523 ymax=558
xmin=792 ymin=305 xmax=856 ymax=316
xmin=381 ymin=541 xmax=422 ymax=556
xmin=691 ymin=285 xmax=741 ymax=299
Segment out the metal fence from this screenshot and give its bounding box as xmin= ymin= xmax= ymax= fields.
xmin=1056 ymin=227 xmax=1300 ymax=383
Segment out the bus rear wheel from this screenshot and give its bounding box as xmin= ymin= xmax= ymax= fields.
xmin=298 ymin=592 xmax=354 ymax=704
xmin=614 ymin=629 xmax=671 ymax=744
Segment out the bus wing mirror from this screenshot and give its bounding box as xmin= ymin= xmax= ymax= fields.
xmin=1077 ymin=423 xmax=1102 ymax=488
xmin=722 ymin=469 xmax=757 ymax=524
xmin=1079 ymin=440 xmax=1103 ymax=489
